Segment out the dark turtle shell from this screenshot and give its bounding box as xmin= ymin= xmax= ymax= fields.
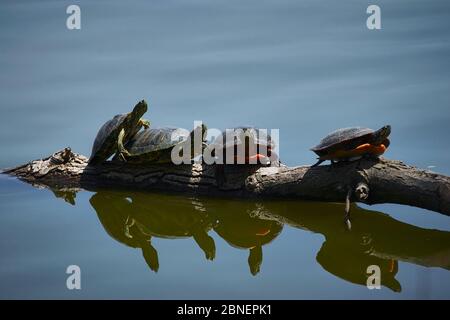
xmin=205 ymin=127 xmax=277 ymax=165
xmin=209 ymin=126 xmax=275 ymax=150
xmin=89 ymin=100 xmax=147 ymax=164
xmin=127 ymin=127 xmax=190 ymax=154
xmin=311 ymin=127 xmax=376 ymax=156
xmin=123 ymin=124 xmax=207 ymax=163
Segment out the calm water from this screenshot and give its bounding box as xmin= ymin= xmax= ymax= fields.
xmin=1 ymin=0 xmax=450 ymax=299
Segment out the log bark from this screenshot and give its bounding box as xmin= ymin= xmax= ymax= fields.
xmin=3 ymin=147 xmax=450 ymax=216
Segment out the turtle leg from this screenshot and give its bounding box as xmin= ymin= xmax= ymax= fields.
xmin=124 ymin=216 xmax=136 ymax=239
xmin=365 ymin=153 xmax=381 ymax=162
xmin=127 ymin=221 xmax=159 ymax=272
xmin=326 ymin=159 xmax=337 ymax=172
xmin=193 ymin=230 xmax=216 ymax=261
xmin=311 ymin=159 xmax=325 ymax=167
xmin=117 ymin=128 xmax=131 ymax=162
xmin=139 ymin=118 xmax=150 ymax=129
xmin=355 ymin=154 xmax=374 ymax=169
xmin=140 ymin=238 xmax=159 ymax=272
xmin=344 ymin=188 xmax=352 ymax=230
xmin=248 ymin=246 xmax=263 ymax=276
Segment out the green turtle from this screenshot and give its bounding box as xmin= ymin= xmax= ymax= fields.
xmin=311 ymin=125 xmax=391 ymax=167
xmin=88 ymin=100 xmax=150 ymax=165
xmin=118 ymin=124 xmax=207 ymax=164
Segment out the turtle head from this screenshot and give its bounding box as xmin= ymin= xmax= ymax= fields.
xmin=130 ymin=99 xmax=149 ymax=130
xmin=373 ymin=125 xmax=391 ymax=144
xmin=132 ymin=100 xmax=148 ymax=118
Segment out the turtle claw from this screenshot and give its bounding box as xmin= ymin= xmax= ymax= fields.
xmin=344 ymin=189 xmax=352 ymax=230
xmin=118 ymin=152 xmax=129 ymax=162
xmin=140 ymin=119 xmax=150 ymax=129
xmin=345 ymin=217 xmax=352 ymax=231
xmin=117 ymin=149 xmax=131 ymax=162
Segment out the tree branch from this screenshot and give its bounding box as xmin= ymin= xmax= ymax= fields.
xmin=3 ymin=148 xmax=450 ymax=216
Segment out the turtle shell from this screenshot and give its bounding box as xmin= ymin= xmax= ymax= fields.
xmin=89 ymin=100 xmax=147 ymax=164
xmin=205 ymin=127 xmax=277 ymax=165
xmin=209 ymin=127 xmax=275 ymax=150
xmin=123 ymin=124 xmax=207 ymax=164
xmin=90 ymin=114 xmax=127 ymax=162
xmin=126 ymin=127 xmax=190 ymax=155
xmin=311 ymin=127 xmax=375 ymax=156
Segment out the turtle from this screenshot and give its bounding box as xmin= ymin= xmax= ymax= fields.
xmin=310 ymin=125 xmax=391 ymax=167
xmin=118 ymin=124 xmax=208 ymax=164
xmin=205 ymin=126 xmax=277 ymax=165
xmin=310 ymin=125 xmax=391 ymax=228
xmin=88 ymin=100 xmax=150 ymax=165
xmin=204 ymin=127 xmax=278 ymax=186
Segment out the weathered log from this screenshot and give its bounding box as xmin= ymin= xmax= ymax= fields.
xmin=3 ymin=147 xmax=450 ymax=216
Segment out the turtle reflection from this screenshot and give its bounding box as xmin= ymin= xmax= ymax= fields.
xmin=262 ymin=201 xmax=450 ymax=291
xmin=88 ymin=191 xmax=450 ymax=291
xmin=211 ymin=203 xmax=283 ymax=275
xmin=90 ymin=192 xmax=216 ymax=272
xmin=90 ymin=192 xmax=282 ymax=275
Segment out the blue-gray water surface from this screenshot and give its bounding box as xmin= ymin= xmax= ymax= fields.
xmin=1 ymin=0 xmax=450 ymax=299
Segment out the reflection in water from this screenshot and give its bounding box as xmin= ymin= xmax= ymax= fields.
xmin=90 ymin=192 xmax=216 ymax=272
xmin=269 ymin=202 xmax=450 ymax=292
xmin=211 ymin=203 xmax=283 ymax=276
xmin=87 ymin=190 xmax=450 ymax=291
xmin=51 ymin=189 xmax=77 ymax=206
